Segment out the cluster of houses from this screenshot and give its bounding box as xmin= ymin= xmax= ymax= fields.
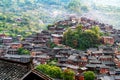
xmin=86 ymin=46 xmax=120 ymax=80
xmin=0 ymin=16 xmax=120 ymax=80
xmin=49 ymin=16 xmax=120 ymax=45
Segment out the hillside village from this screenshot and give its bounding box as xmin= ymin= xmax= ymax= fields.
xmin=0 ymin=16 xmax=120 ymax=80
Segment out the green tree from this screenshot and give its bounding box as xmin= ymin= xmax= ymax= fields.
xmin=47 ymin=41 xmax=57 ymax=48
xmin=63 ymin=25 xmax=101 ymax=50
xmin=75 ymin=24 xmax=82 ymax=34
xmin=22 ymin=49 xmax=30 ymax=55
xmin=63 ymin=68 xmax=75 ymax=80
xmin=47 ymin=58 xmax=57 ymax=66
xmin=84 ymin=71 xmax=96 ymax=80
xmin=91 ymin=26 xmax=101 ymax=37
xmin=17 ymin=48 xmax=23 ymax=54
xmin=36 ymin=64 xmax=63 ymax=79
xmin=0 ymin=14 xmax=6 ymax=20
xmin=63 ymin=28 xmax=73 ymax=47
xmin=17 ymin=48 xmax=30 ymax=55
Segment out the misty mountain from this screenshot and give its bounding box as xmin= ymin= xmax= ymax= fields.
xmin=81 ymin=0 xmax=120 ymax=29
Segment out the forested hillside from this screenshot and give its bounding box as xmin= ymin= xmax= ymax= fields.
xmin=0 ymin=0 xmax=119 ymax=37
xmin=0 ymin=0 xmax=85 ymax=37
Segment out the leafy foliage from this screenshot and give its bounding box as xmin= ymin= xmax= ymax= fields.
xmin=63 ymin=25 xmax=101 ymax=50
xmin=84 ymin=71 xmax=96 ymax=80
xmin=47 ymin=59 xmax=57 ymax=66
xmin=47 ymin=41 xmax=57 ymax=48
xmin=63 ymin=68 xmax=75 ymax=80
xmin=0 ymin=13 xmax=43 ymax=37
xmin=17 ymin=48 xmax=30 ymax=55
xmin=36 ymin=64 xmax=63 ymax=79
xmin=36 ymin=64 xmax=75 ymax=80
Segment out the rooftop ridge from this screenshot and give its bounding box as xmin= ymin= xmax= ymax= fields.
xmin=0 ymin=57 xmax=32 ymax=65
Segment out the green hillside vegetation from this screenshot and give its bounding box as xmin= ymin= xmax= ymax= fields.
xmin=0 ymin=13 xmax=44 ymax=37
xmin=0 ymin=0 xmax=90 ymax=37
xmin=0 ymin=0 xmax=119 ymax=37
xmin=67 ymin=0 xmax=89 ymax=13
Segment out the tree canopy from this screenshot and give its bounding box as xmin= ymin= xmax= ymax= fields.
xmin=63 ymin=25 xmax=101 ymax=50
xmin=36 ymin=64 xmax=75 ymax=80
xmin=47 ymin=41 xmax=57 ymax=48
xmin=84 ymin=71 xmax=96 ymax=80
xmin=17 ymin=48 xmax=30 ymax=55
xmin=63 ymin=68 xmax=75 ymax=80
xmin=36 ymin=64 xmax=63 ymax=79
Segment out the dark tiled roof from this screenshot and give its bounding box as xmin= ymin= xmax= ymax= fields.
xmin=21 ymin=69 xmax=53 ymax=80
xmin=0 ymin=58 xmax=52 ymax=80
xmin=0 ymin=58 xmax=31 ymax=80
